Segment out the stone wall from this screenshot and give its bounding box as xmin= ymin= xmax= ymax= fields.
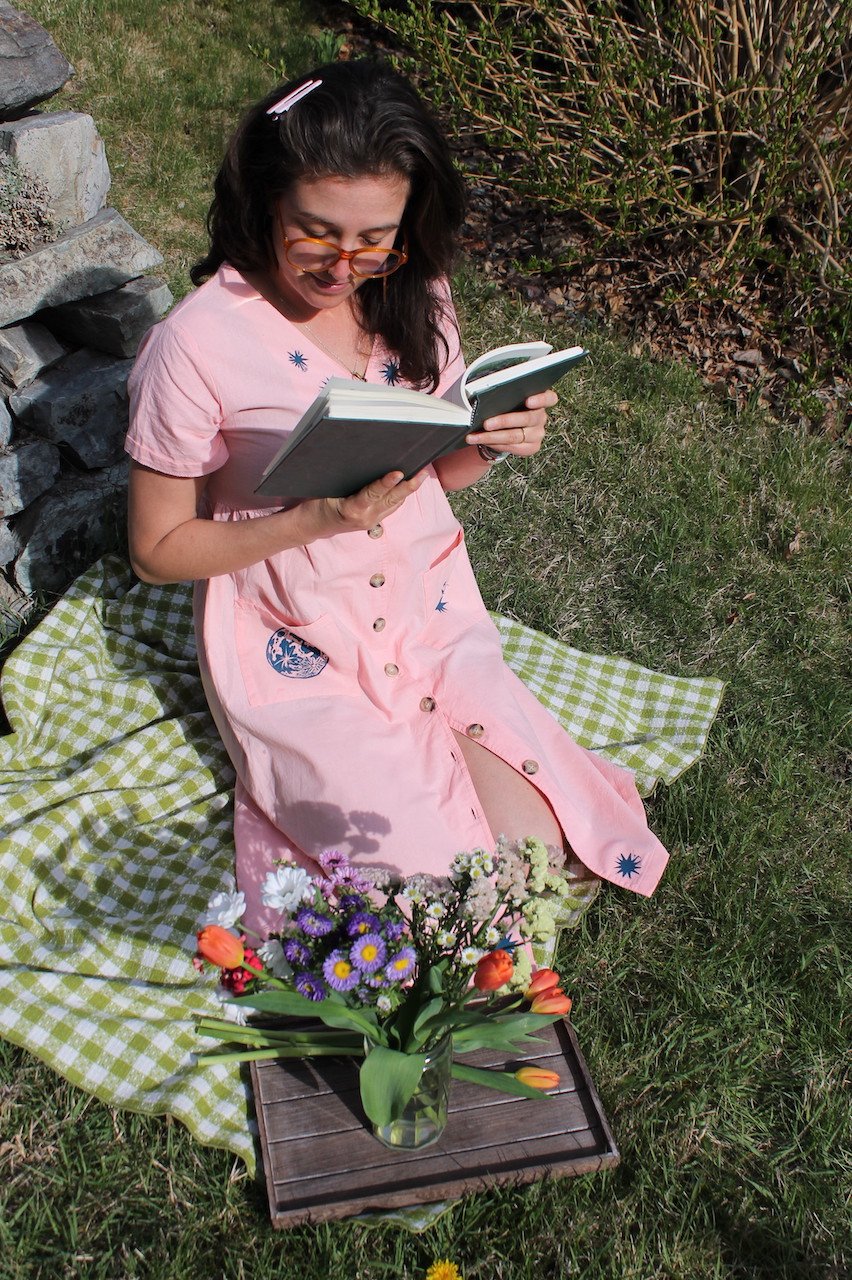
xmin=0 ymin=2 xmax=172 ymax=621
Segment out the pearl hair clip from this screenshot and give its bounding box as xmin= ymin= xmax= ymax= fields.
xmin=266 ymin=79 xmax=322 ymax=116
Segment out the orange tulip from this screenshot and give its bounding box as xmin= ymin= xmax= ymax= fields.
xmin=515 ymin=1066 xmax=561 ymax=1090
xmin=530 ymin=989 xmax=572 ymax=1015
xmin=524 ymin=968 xmax=561 ymax=1000
xmin=196 ymin=925 xmax=245 ymax=970
xmin=473 ymin=948 xmax=514 ymax=991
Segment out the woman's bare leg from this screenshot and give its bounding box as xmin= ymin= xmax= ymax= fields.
xmin=451 ymin=730 xmax=563 ymax=847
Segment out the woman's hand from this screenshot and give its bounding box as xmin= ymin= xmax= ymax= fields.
xmin=465 ymin=388 xmax=558 ymax=458
xmin=313 ymin=468 xmax=426 ymax=536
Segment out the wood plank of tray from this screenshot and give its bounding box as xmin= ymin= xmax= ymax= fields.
xmin=251 ymin=1018 xmax=619 ymax=1228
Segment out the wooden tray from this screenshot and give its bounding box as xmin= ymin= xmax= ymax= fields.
xmin=251 ymin=1018 xmax=619 ymax=1228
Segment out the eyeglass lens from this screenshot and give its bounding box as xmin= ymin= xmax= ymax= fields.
xmin=285 ymin=239 xmax=402 ymax=277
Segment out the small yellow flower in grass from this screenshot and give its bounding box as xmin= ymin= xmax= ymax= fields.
xmin=425 ymin=1261 xmax=463 ymax=1280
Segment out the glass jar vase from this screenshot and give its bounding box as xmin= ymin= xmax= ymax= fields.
xmin=367 ymin=1034 xmax=452 ymax=1150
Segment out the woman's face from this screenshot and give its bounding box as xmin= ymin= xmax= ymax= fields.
xmin=271 ymin=172 xmax=410 ymax=317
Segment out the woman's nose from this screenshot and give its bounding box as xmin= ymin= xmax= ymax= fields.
xmin=329 ymin=251 xmax=355 ymax=281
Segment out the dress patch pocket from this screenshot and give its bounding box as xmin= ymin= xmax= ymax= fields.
xmin=232 ymin=599 xmax=347 ymax=707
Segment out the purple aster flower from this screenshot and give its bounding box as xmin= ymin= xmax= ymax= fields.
xmin=338 ymin=893 xmax=367 ymax=914
xmin=283 ymin=937 xmax=311 ymax=966
xmin=384 ymin=920 xmax=407 ymax=942
xmin=350 ymin=932 xmax=387 ymax=974
xmin=347 ymin=911 xmax=381 ymax=938
xmin=322 ymin=950 xmax=359 ymax=993
xmin=294 ymin=972 xmax=327 ymax=1001
xmin=385 ymin=946 xmax=417 ymax=983
xmin=295 ymin=907 xmax=334 ymax=937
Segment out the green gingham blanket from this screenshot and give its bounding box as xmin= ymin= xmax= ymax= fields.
xmin=0 ymin=557 xmax=723 ymax=1176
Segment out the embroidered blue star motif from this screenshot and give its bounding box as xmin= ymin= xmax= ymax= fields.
xmin=435 ymin=582 xmax=448 ymax=612
xmin=616 ymin=852 xmax=641 ymax=879
xmin=288 ymin=350 xmax=308 ymax=370
xmin=381 ymin=359 xmax=401 ymax=385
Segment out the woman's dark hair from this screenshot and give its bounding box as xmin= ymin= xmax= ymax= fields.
xmin=191 ymin=60 xmax=466 ymax=390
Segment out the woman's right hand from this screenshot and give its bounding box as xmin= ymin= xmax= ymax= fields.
xmin=128 ymin=462 xmax=426 ymax=584
xmin=311 ymin=468 xmax=426 ymax=537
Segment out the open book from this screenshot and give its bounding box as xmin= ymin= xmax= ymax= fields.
xmin=255 ymin=341 xmax=588 ymax=499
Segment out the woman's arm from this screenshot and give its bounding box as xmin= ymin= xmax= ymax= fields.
xmin=433 ymin=389 xmax=558 ymax=491
xmin=128 ymin=461 xmax=426 ymax=584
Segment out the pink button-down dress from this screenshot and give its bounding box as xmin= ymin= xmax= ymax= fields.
xmin=126 ymin=266 xmax=669 ymax=933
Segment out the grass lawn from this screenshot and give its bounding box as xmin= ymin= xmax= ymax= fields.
xmin=2 ymin=3 xmax=850 ymax=1278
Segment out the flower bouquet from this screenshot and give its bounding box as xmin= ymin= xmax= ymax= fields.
xmin=193 ymin=837 xmax=577 ymax=1149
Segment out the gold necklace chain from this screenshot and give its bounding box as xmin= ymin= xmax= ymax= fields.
xmin=296 ymin=319 xmax=370 ymax=381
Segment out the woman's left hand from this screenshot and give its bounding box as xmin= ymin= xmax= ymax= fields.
xmin=465 ymin=389 xmax=558 ymax=459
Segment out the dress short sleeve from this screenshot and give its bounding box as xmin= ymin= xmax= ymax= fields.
xmin=126 ymin=319 xmax=229 ymax=478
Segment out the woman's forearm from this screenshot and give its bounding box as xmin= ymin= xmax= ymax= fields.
xmin=433 ymin=443 xmax=494 ymax=491
xmin=128 ymin=503 xmax=330 ymax=584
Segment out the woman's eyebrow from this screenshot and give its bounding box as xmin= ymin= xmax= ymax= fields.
xmin=295 ymin=209 xmax=401 ymax=236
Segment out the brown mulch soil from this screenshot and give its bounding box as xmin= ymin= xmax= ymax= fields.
xmin=459 ymin=171 xmax=851 ymax=438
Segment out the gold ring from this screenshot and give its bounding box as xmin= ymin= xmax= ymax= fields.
xmin=520 ymin=427 xmax=527 ymax=444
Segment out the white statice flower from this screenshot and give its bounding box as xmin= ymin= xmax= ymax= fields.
xmin=363 ymin=866 xmax=393 ymax=891
xmin=460 ymin=945 xmax=484 ymax=966
xmin=213 ymin=987 xmax=248 ymax=1025
xmin=261 ymin=863 xmax=313 ymax=913
xmin=463 ymin=878 xmax=498 ymax=920
xmin=199 ymin=876 xmax=246 ymax=929
xmin=257 ymin=938 xmax=292 ymax=979
xmin=436 ymin=929 xmax=457 ymax=948
xmin=376 ymin=994 xmax=393 ymax=1014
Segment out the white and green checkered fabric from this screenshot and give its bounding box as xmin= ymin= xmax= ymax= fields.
xmin=0 ymin=557 xmax=723 ymax=1176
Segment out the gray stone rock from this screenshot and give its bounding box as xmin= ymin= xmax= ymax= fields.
xmin=0 ymin=513 xmax=20 ymax=565
xmin=0 ymin=3 xmax=73 ymax=117
xmin=0 ymin=320 xmax=65 ymax=388
xmin=0 ymin=208 xmax=163 ymax=327
xmin=12 ymin=459 xmax=128 ymax=594
xmin=39 ymin=275 xmax=172 ymax=358
xmin=0 ymin=432 xmax=60 ymax=516
xmin=0 ymin=396 xmax=10 ymax=446
xmin=10 ymin=347 xmax=133 ymax=469
xmin=0 ymin=111 xmax=110 ymax=227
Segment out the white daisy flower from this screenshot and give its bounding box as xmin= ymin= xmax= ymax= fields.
xmin=257 ymin=938 xmax=292 ymax=979
xmin=261 ymin=864 xmax=313 ymax=913
xmin=425 ymin=901 xmax=445 ymax=920
xmin=461 ymin=946 xmax=484 ymax=966
xmin=485 ymin=925 xmax=501 ymax=946
xmin=199 ymin=881 xmax=246 ymax=929
xmin=436 ymin=930 xmax=457 ymax=948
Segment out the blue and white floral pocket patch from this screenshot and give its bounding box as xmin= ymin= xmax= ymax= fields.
xmin=266 ymin=627 xmax=329 ymax=679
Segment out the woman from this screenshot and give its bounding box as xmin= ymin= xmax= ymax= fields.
xmin=126 ymin=60 xmax=669 ymax=932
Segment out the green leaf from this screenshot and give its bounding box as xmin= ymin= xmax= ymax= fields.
xmin=405 ymin=997 xmax=448 ymax=1050
xmin=234 ymin=991 xmax=378 ymax=1037
xmin=451 ymin=1061 xmax=553 ymax=1100
xmin=451 ymin=1022 xmax=546 ymax=1053
xmin=358 ymin=1046 xmax=427 ymax=1126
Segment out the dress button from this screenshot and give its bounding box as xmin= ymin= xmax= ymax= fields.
xmin=420 ymin=696 xmax=436 ymax=712
xmin=367 ymin=524 xmax=384 ymax=539
xmin=522 ymin=759 xmax=539 ymax=775
xmin=466 ymin=723 xmax=484 ymax=739
xmin=372 ymin=617 xmax=386 ymax=632
xmin=384 ymin=663 xmax=399 ymax=677
xmin=369 ymin=572 xmax=385 ymax=588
